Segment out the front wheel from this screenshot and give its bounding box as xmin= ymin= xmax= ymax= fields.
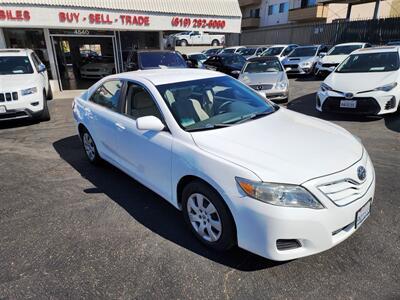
xmin=38 ymin=91 xmax=50 ymax=121
xmin=182 ymin=181 xmax=236 ymax=251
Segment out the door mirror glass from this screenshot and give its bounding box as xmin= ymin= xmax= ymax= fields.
xmin=38 ymin=63 xmax=46 ymax=73
xmin=136 ymin=116 xmax=165 ymax=131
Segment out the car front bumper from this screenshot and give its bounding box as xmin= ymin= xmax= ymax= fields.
xmin=0 ymin=92 xmax=44 ymax=121
xmin=256 ymin=89 xmax=289 ymax=102
xmin=284 ymin=64 xmax=313 ymax=75
xmin=316 ymin=89 xmax=399 ymax=115
xmin=229 ymin=151 xmax=375 ymax=261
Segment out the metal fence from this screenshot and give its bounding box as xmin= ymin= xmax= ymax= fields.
xmin=238 ymin=16 xmax=400 ymax=46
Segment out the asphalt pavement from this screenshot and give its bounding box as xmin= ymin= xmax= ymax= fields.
xmin=0 ymin=77 xmax=399 ymax=299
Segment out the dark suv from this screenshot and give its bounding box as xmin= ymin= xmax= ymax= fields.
xmin=125 ymin=50 xmax=188 ymax=71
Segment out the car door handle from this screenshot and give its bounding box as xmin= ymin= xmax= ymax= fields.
xmin=115 ymin=122 xmax=126 ymax=131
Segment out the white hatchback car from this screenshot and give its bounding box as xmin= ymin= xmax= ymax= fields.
xmin=317 ymin=46 xmax=400 ymax=115
xmin=0 ymin=49 xmax=51 ymax=121
xmin=73 ymin=69 xmax=375 ymax=261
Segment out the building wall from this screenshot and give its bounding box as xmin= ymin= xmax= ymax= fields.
xmin=260 ymin=0 xmax=290 ymax=26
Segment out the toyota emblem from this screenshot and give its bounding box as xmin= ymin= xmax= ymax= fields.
xmin=357 ymin=166 xmax=367 ymax=181
xmin=344 ymin=92 xmax=354 ymax=99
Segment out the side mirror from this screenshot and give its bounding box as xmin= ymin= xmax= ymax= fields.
xmin=126 ymin=62 xmax=138 ymax=71
xmin=38 ymin=63 xmax=46 ymax=73
xmin=319 ymin=52 xmax=327 ymax=58
xmin=136 ymin=116 xmax=165 ymax=132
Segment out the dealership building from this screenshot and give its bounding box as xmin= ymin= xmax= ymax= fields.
xmin=0 ymin=0 xmax=241 ymax=90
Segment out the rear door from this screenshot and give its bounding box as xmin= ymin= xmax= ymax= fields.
xmin=112 ymin=81 xmax=173 ymax=200
xmin=85 ymin=79 xmax=124 ymax=163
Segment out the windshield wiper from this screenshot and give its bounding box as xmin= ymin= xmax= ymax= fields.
xmin=186 ymin=123 xmax=234 ymax=132
xmin=226 ymin=110 xmax=275 ymax=125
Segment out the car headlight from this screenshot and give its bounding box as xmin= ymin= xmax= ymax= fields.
xmin=374 ymin=82 xmax=397 ymax=92
xmin=301 ymin=61 xmax=312 ymax=68
xmin=235 ymin=177 xmax=324 ymax=209
xmin=320 ymin=83 xmax=332 ymax=92
xmin=276 ymin=80 xmax=288 ymax=90
xmin=21 ymin=87 xmax=38 ymax=96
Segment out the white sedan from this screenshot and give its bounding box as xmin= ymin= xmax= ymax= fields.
xmin=317 ymin=46 xmax=400 ymax=115
xmin=73 ymin=69 xmax=375 ymax=261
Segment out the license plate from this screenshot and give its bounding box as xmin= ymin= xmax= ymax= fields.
xmin=340 ymin=100 xmax=357 ymax=108
xmin=0 ymin=106 xmax=6 ymax=114
xmin=355 ymin=200 xmax=371 ymax=228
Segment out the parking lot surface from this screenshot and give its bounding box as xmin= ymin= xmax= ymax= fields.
xmin=1 ymin=78 xmax=399 ymax=299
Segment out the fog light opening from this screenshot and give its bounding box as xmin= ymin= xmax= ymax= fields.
xmin=276 ymin=239 xmax=302 ymax=251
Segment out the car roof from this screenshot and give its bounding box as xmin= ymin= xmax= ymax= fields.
xmin=0 ymin=49 xmax=32 ymax=56
xmin=117 ymin=68 xmax=225 ymax=86
xmin=224 ymin=46 xmax=245 ymax=49
xmin=334 ymin=42 xmax=367 ymax=46
xmin=269 ymin=44 xmax=295 ymax=48
xmin=352 ymin=46 xmax=400 ymax=54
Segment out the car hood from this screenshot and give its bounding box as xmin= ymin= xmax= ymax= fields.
xmin=239 ymin=72 xmax=284 ymax=85
xmin=284 ymin=56 xmax=315 ymax=64
xmin=325 ymin=71 xmax=398 ymax=92
xmin=0 ymin=74 xmax=39 ymax=91
xmin=320 ymin=55 xmax=348 ymax=64
xmin=191 ymin=109 xmax=362 ymax=185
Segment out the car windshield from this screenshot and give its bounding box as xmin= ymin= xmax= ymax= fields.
xmin=189 ymin=54 xmax=207 ymax=61
xmin=329 ymin=45 xmax=363 ymax=55
xmin=262 ymin=47 xmax=284 ymax=56
xmin=221 ymin=55 xmax=246 ymax=65
xmin=336 ymin=52 xmax=399 ymax=73
xmin=289 ymin=47 xmax=318 ymax=57
xmin=243 ymin=60 xmax=283 ymax=73
xmin=0 ymin=56 xmax=34 ymax=75
xmin=238 ymin=48 xmax=256 ymax=56
xmin=156 ymin=76 xmax=277 ymax=131
xmin=139 ymin=52 xmax=187 ymax=69
xmin=204 ymin=49 xmax=220 ymax=55
xmin=220 ymin=48 xmax=236 ymax=54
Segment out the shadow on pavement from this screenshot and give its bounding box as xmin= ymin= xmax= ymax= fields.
xmin=0 ymin=119 xmax=39 ymax=130
xmin=53 ymin=135 xmax=287 ymax=271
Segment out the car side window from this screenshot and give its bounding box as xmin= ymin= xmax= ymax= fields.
xmin=125 ymin=83 xmax=162 ymax=120
xmin=282 ymin=47 xmax=292 ymax=56
xmin=90 ymin=80 xmax=123 ymax=112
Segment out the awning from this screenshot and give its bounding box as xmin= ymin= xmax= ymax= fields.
xmin=0 ymin=0 xmax=242 ymax=32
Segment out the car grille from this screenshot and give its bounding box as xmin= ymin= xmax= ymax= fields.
xmin=322 ymin=97 xmax=381 ymax=115
xmin=0 ymin=92 xmax=18 ymax=102
xmin=322 ymin=63 xmax=339 ymax=68
xmin=250 ymin=84 xmax=273 ymax=90
xmin=285 ymin=64 xmax=298 ymax=69
xmin=318 ymin=176 xmax=374 ymax=207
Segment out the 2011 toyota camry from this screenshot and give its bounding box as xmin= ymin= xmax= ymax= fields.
xmin=73 ymin=69 xmax=375 ymax=261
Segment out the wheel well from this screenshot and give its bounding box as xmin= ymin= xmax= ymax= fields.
xmin=78 ymin=123 xmax=87 ymax=138
xmin=176 ymin=175 xmax=238 ymax=242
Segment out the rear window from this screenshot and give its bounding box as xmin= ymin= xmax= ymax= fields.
xmin=139 ymin=52 xmax=187 ymax=69
xmin=0 ymin=56 xmax=34 ymax=75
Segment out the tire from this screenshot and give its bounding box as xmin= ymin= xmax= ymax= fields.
xmin=81 ymin=128 xmax=101 ymax=165
xmin=180 ymin=39 xmax=188 ymax=47
xmin=211 ymin=39 xmax=220 ymax=46
xmin=38 ymin=91 xmax=51 ymax=122
xmin=182 ymin=180 xmax=236 ymax=251
xmin=46 ymin=83 xmax=53 ymax=100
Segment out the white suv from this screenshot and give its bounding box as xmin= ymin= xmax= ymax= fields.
xmin=0 ymin=49 xmax=52 ymax=122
